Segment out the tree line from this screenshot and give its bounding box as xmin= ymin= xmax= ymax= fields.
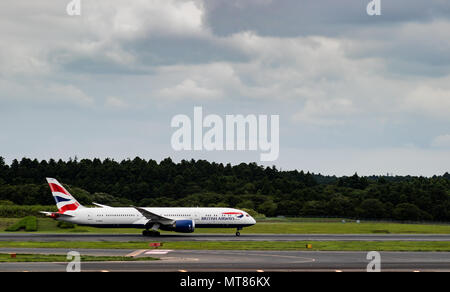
xmin=0 ymin=157 xmax=449 ymax=221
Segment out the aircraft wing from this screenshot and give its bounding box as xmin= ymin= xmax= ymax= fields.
xmin=134 ymin=207 xmax=174 ymax=224
xmin=93 ymin=202 xmax=112 ymax=208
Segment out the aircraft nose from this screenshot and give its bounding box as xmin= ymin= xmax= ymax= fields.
xmin=250 ymin=216 xmax=256 ymax=225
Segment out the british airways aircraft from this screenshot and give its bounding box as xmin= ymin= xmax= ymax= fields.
xmin=41 ymin=178 xmax=256 ymax=236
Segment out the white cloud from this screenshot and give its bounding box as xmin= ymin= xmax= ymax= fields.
xmin=47 ymin=84 xmax=94 ymax=106
xmin=0 ymin=79 xmax=93 ymax=107
xmin=158 ymin=79 xmax=221 ymax=100
xmin=0 ymin=0 xmax=208 ymax=75
xmin=431 ymin=134 xmax=450 ymax=148
xmin=105 ymin=96 xmax=129 ymax=109
xmin=103 ymin=0 xmax=206 ymax=38
xmin=404 ymin=84 xmax=450 ymax=120
xmin=1 ymin=0 xmax=450 ymax=175
xmin=292 ymin=98 xmax=358 ymax=126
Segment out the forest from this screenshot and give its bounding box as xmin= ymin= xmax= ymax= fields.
xmin=0 ymin=156 xmax=449 ymax=221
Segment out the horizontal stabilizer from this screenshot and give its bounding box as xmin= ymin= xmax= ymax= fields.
xmin=40 ymin=211 xmax=74 ymax=218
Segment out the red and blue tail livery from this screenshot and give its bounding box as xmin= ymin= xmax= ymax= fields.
xmin=46 ymin=178 xmax=83 ymax=213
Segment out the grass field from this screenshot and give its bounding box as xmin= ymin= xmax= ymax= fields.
xmin=0 ymin=253 xmax=158 ymax=262
xmin=1 ymin=217 xmax=450 ymax=234
xmin=0 ymin=240 xmax=449 ymax=252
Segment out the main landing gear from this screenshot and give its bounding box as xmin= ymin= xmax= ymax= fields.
xmin=143 ymin=223 xmax=161 ymax=236
xmin=142 ymin=229 xmax=161 ymax=236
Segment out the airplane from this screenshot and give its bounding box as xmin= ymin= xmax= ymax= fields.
xmin=40 ymin=178 xmax=256 ymax=236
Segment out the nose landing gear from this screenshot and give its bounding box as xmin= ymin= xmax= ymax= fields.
xmin=235 ymin=226 xmax=242 ymax=236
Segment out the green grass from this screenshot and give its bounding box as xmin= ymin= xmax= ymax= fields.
xmin=0 ymin=218 xmax=20 ymax=231
xmin=0 ymin=241 xmax=449 ymax=252
xmin=4 ymin=216 xmax=37 ymax=232
xmin=0 ymin=253 xmax=158 ymax=262
xmin=1 ymin=217 xmax=450 ymax=234
xmin=199 ymin=222 xmax=450 ymax=234
xmin=0 ymin=241 xmax=147 ymax=249
xmin=258 ymin=217 xmax=354 ymax=222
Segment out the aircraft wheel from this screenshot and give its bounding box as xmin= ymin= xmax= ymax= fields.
xmin=143 ymin=230 xmax=161 ymax=236
xmin=236 ymin=231 xmax=240 ymax=236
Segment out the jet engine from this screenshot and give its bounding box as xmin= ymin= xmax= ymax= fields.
xmin=165 ymin=220 xmax=195 ymax=233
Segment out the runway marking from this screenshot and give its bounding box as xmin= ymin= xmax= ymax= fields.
xmin=179 ymin=269 xmax=188 ymax=272
xmin=126 ymin=249 xmax=147 ymax=257
xmin=256 ymin=269 xmax=264 ymax=272
xmin=101 ymin=270 xmax=109 ymax=272
xmin=238 ymin=252 xmax=316 ymax=263
xmin=160 ymin=257 xmax=199 ymax=262
xmin=335 ymin=270 xmax=343 ymax=272
xmin=175 ymin=250 xmax=317 ymax=265
xmin=145 ymin=249 xmax=173 ymax=255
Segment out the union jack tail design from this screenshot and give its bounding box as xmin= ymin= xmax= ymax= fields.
xmin=46 ymin=178 xmax=84 ymax=213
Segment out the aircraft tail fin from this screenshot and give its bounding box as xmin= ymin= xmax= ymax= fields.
xmin=46 ymin=178 xmax=84 ymax=213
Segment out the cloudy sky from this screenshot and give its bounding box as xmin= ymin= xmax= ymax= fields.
xmin=0 ymin=0 xmax=449 ymax=176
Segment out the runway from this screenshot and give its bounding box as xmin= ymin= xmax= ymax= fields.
xmin=2 ymin=233 xmax=448 ymax=271
xmin=1 ymin=233 xmax=450 ymax=242
xmin=0 ymin=248 xmax=449 ymax=272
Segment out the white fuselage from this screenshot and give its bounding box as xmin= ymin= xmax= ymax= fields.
xmin=58 ymin=207 xmax=256 ymax=229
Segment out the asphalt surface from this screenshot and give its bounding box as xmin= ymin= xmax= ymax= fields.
xmin=1 ymin=233 xmax=448 ymax=271
xmin=0 ymin=248 xmax=449 ymax=272
xmin=1 ymin=233 xmax=450 ymax=242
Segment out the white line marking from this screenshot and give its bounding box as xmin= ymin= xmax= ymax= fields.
xmin=145 ymin=249 xmax=173 ymax=255
xmin=126 ymin=249 xmax=147 ymax=257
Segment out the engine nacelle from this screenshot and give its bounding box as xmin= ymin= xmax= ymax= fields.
xmin=172 ymin=220 xmax=195 ymax=233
